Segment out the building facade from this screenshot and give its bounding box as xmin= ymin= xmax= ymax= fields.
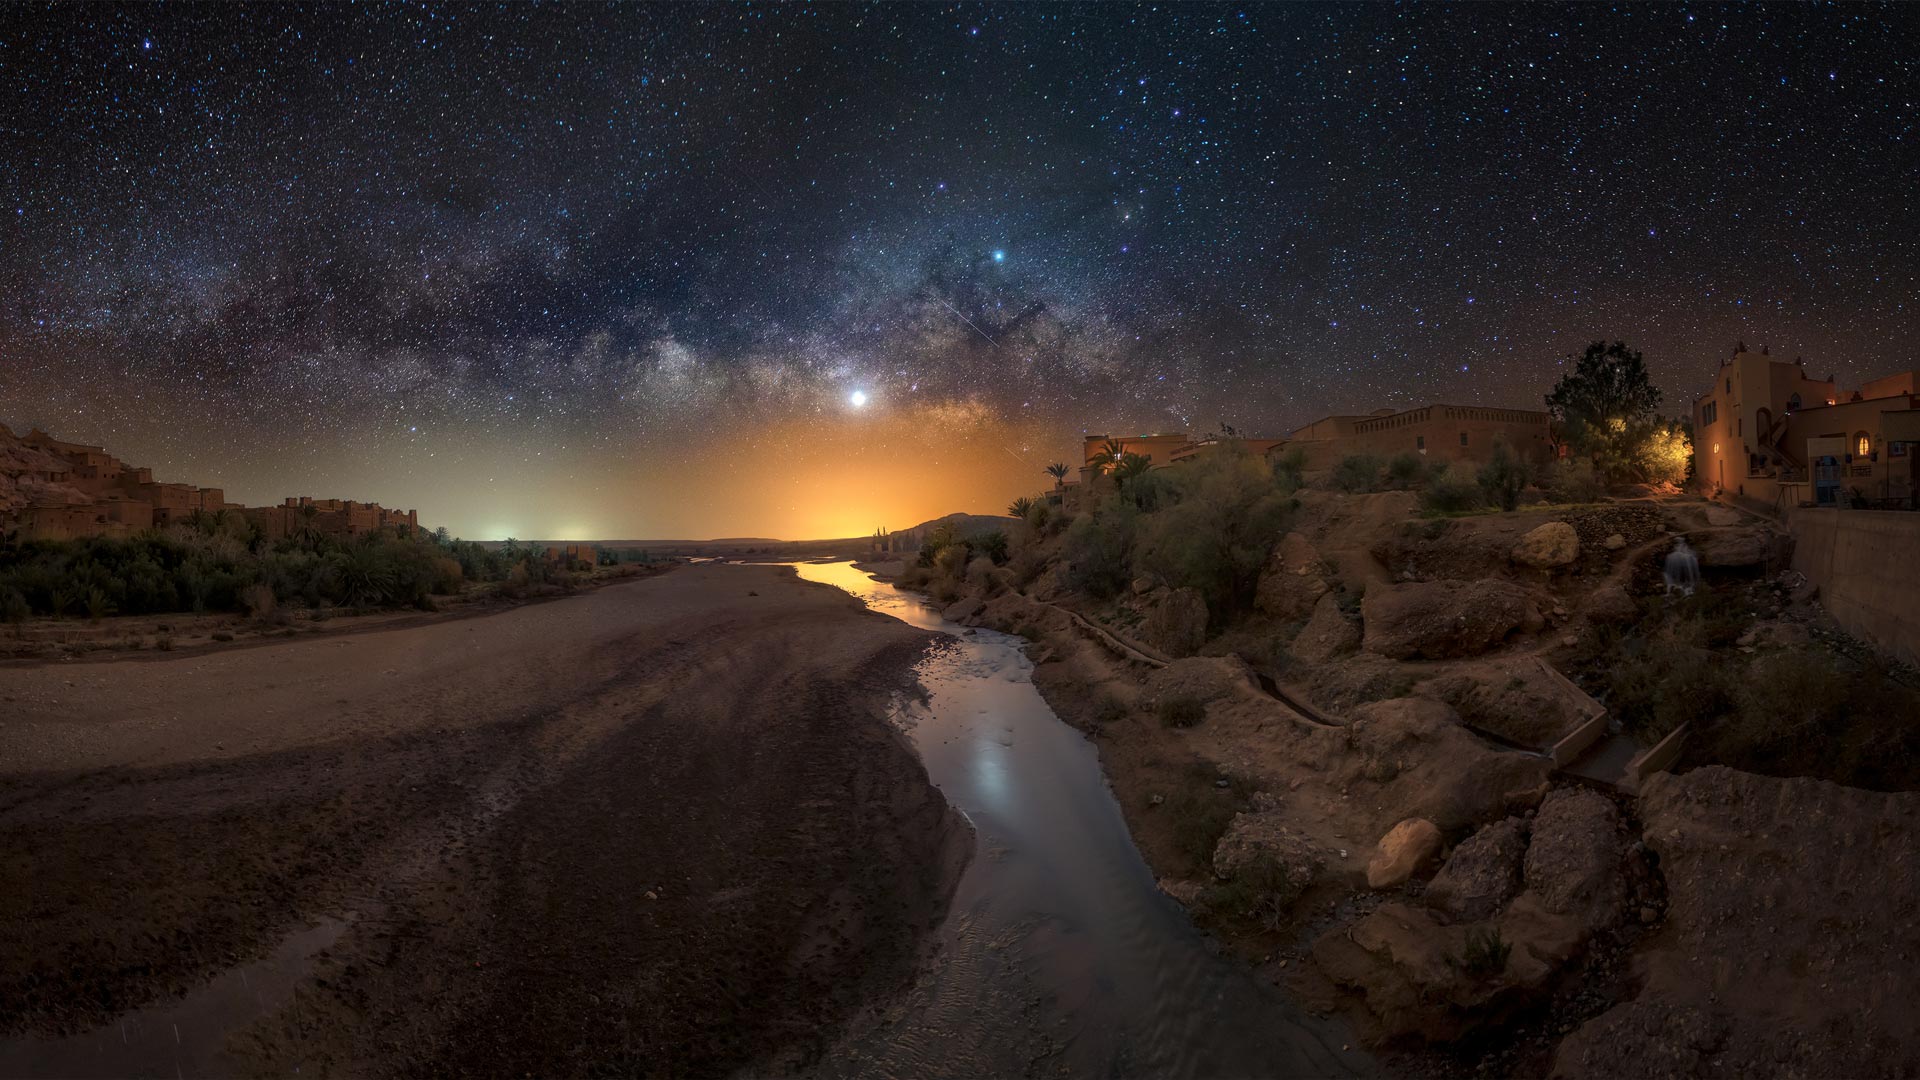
xmin=1691 ymin=351 xmax=1918 ymax=510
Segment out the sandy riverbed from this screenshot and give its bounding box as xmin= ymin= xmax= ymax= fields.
xmin=0 ymin=563 xmax=967 ymax=1077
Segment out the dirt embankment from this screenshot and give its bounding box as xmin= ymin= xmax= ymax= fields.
xmin=0 ymin=563 xmax=967 ymax=1077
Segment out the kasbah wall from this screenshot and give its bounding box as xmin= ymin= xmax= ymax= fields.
xmin=1 ymin=424 xmax=419 ymax=543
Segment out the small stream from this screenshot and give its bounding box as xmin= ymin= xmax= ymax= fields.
xmin=793 ymin=561 xmax=1369 ymax=1079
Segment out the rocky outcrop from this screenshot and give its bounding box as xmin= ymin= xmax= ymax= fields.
xmin=1555 ymin=767 xmax=1920 ymax=1079
xmin=1521 ymin=788 xmax=1624 ymax=934
xmin=1510 ymin=521 xmax=1579 ymax=569
xmin=1365 ymin=818 xmax=1441 ymax=889
xmin=1426 ymin=817 xmax=1527 ymax=922
xmin=1143 ymin=586 xmax=1208 ymax=658
xmin=1580 ymin=584 xmax=1637 ymax=624
xmin=1212 ymin=797 xmax=1325 ymax=912
xmin=1291 ymin=592 xmax=1361 ymax=662
xmin=1255 ymin=532 xmax=1330 ymax=620
xmin=1690 ymin=525 xmax=1790 ymax=568
xmin=1341 ymin=698 xmax=1552 ymax=831
xmin=1361 ymin=579 xmax=1540 ymax=660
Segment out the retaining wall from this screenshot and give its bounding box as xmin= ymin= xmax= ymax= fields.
xmin=1787 ymin=507 xmax=1920 ymax=667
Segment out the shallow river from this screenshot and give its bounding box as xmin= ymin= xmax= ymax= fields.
xmin=793 ymin=561 xmax=1370 ymax=1080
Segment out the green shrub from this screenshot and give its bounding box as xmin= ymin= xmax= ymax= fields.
xmin=1329 ymin=454 xmax=1385 ymax=494
xmin=1156 ymin=695 xmax=1208 ymax=728
xmin=1135 ymin=447 xmax=1296 ymax=623
xmin=0 ymin=589 xmax=27 ymax=623
xmin=1165 ymin=769 xmax=1240 ymax=869
xmin=1271 ymin=446 xmax=1308 ymax=492
xmin=1385 ymin=452 xmax=1428 ymax=489
xmin=1419 ymin=465 xmax=1484 ymax=514
xmin=1062 ymin=505 xmax=1140 ymax=599
xmin=1208 ymin=855 xmax=1306 ymax=931
xmin=1454 ymin=926 xmax=1511 ymax=977
xmin=1543 ymin=458 xmax=1604 ymax=503
xmin=1476 ymin=439 xmax=1530 ymax=512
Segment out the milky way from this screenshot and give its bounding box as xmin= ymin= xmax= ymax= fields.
xmin=2 ymin=4 xmax=1916 ymax=537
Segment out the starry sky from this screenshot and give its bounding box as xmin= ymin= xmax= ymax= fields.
xmin=2 ymin=4 xmax=1916 ymax=539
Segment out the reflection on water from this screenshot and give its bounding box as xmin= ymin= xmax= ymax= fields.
xmin=792 ymin=561 xmax=1369 ymax=1080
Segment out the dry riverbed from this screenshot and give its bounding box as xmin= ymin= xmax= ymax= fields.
xmin=0 ymin=563 xmax=967 ymax=1076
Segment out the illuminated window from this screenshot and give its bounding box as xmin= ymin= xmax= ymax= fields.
xmin=1856 ymin=433 xmax=1872 ymax=457
xmin=1713 ymin=443 xmax=1721 ymax=454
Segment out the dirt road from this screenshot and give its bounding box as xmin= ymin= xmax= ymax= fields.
xmin=0 ymin=563 xmax=966 ymax=1077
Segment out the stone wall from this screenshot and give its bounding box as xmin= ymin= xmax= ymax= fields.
xmin=1787 ymin=506 xmax=1920 ymax=667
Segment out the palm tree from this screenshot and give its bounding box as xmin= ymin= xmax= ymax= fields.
xmin=295 ymin=503 xmax=322 ymax=550
xmin=1045 ymin=462 xmax=1069 ymax=488
xmin=1008 ymin=495 xmax=1036 ymax=520
xmin=1114 ymin=451 xmax=1154 ymax=487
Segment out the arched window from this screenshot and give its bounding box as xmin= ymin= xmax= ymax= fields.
xmin=1856 ymin=432 xmax=1872 ymax=457
xmin=1787 ymin=393 xmax=1802 ymax=411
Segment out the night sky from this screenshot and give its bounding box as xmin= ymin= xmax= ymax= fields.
xmin=2 ymin=4 xmax=1915 ymax=538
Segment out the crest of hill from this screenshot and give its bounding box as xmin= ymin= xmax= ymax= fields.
xmin=898 ymin=512 xmax=1018 ymax=537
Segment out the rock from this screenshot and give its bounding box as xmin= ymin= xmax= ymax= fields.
xmin=1704 ymin=505 xmax=1741 ymax=526
xmin=1255 ymin=532 xmax=1330 ymax=620
xmin=1342 ymin=698 xmax=1554 ymax=831
xmin=1131 ymin=575 xmax=1155 ymax=596
xmin=1521 ymin=789 xmax=1624 ymax=933
xmin=1361 ymin=579 xmax=1540 ymax=660
xmin=1554 ymin=767 xmax=1920 ymax=1078
xmin=1638 ymin=905 xmax=1658 ymax=924
xmin=1148 ymin=793 xmax=1165 ymax=806
xmin=1157 ymin=878 xmax=1207 ymax=906
xmin=1426 ymin=817 xmax=1527 ymax=921
xmin=1366 ymin=818 xmax=1442 ymax=889
xmin=1691 ymin=526 xmax=1790 ymax=568
xmin=1291 ymin=591 xmax=1361 ymax=662
xmin=1581 ymin=584 xmax=1637 ymax=625
xmin=1143 ymin=587 xmax=1208 ymax=658
xmin=941 ymin=595 xmax=984 ymax=622
xmin=1212 ymin=809 xmax=1325 ymax=911
xmin=1602 ymin=532 xmax=1626 ymax=551
xmin=1510 ymin=521 xmax=1580 ymax=569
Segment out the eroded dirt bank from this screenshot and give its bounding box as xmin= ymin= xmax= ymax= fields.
xmin=0 ymin=563 xmax=967 ymax=1077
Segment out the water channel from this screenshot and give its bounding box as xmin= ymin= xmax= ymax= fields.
xmin=794 ymin=560 xmax=1370 ymax=1079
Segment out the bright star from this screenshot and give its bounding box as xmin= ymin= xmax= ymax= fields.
xmin=991 ymin=249 xmax=1005 ymax=263
xmin=848 ymin=389 xmax=869 ymax=408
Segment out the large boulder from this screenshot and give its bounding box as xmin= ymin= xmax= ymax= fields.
xmin=1510 ymin=521 xmax=1580 ymax=569
xmin=1290 ymin=591 xmax=1361 ymax=662
xmin=1342 ymin=698 xmax=1553 ymax=831
xmin=1255 ymin=532 xmax=1330 ymax=620
xmin=1690 ymin=526 xmax=1790 ymax=568
xmin=1521 ymin=788 xmax=1624 ymax=933
xmin=1212 ymin=798 xmax=1326 ymax=913
xmin=1143 ymin=586 xmax=1208 ymax=658
xmin=1580 ymin=584 xmax=1637 ymax=625
xmin=1366 ymin=818 xmax=1442 ymax=889
xmin=1426 ymin=817 xmax=1527 ymax=922
xmin=1361 ymin=579 xmax=1541 ymax=660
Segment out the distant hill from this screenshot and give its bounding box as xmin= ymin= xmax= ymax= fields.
xmin=893 ymin=512 xmax=1019 ymax=538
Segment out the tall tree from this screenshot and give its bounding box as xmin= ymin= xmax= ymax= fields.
xmin=1545 ymin=340 xmax=1667 ymax=479
xmin=1045 ymin=462 xmax=1069 ymax=486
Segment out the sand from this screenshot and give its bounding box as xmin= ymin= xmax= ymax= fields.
xmin=0 ymin=563 xmax=967 ymax=1076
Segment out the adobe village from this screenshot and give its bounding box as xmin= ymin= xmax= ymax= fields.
xmin=3 ymin=340 xmax=1918 ymax=1078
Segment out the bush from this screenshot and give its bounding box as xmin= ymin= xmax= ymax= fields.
xmin=1208 ymin=855 xmax=1306 ymax=932
xmin=1156 ymin=695 xmax=1208 ymax=728
xmin=1385 ymin=452 xmax=1428 ymax=489
xmin=1271 ymin=447 xmax=1308 ymax=492
xmin=1476 ymin=439 xmax=1530 ymax=512
xmin=1165 ymin=768 xmax=1241 ymax=869
xmin=1 ymin=589 xmax=28 ymax=623
xmin=1419 ymin=465 xmax=1484 ymax=514
xmin=1061 ymin=504 xmax=1140 ymax=599
xmin=238 ymin=582 xmax=276 ymax=618
xmin=1542 ymin=458 xmax=1604 ymax=503
xmin=1329 ymin=454 xmax=1385 ymax=494
xmin=1454 ymin=926 xmax=1512 ymax=977
xmin=1135 ymin=446 xmax=1296 ymax=624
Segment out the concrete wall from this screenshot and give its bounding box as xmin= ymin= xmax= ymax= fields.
xmin=1787 ymin=506 xmax=1920 ymax=667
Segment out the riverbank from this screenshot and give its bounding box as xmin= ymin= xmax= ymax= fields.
xmin=0 ymin=563 xmax=967 ymax=1076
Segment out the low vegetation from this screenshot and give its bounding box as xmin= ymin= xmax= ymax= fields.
xmin=0 ymin=514 xmax=585 ymax=620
